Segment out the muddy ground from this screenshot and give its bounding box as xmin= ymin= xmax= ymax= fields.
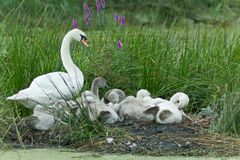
xmin=2 ymin=115 xmax=240 ymax=157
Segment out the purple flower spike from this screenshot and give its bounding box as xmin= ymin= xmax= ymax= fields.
xmin=115 ymin=12 xmax=119 ymax=23
xmin=96 ymin=0 xmax=101 ymax=13
xmin=121 ymin=15 xmax=125 ymax=27
xmin=100 ymin=0 xmax=106 ymax=9
xmin=72 ymin=19 xmax=78 ymax=28
xmin=84 ymin=15 xmax=90 ymax=26
xmin=117 ymin=40 xmax=123 ymax=49
xmin=83 ymin=3 xmax=91 ymax=16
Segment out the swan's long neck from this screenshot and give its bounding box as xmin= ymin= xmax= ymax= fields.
xmin=61 ymin=32 xmax=84 ymax=91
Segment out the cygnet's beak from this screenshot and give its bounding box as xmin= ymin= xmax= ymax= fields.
xmin=105 ymin=84 xmax=110 ymax=89
xmin=81 ymin=38 xmax=89 ymax=47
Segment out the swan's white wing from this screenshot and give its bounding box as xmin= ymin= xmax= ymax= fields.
xmin=6 ymin=72 xmax=77 ymax=108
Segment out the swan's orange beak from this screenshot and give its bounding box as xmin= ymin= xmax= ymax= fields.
xmin=81 ymin=39 xmax=89 ymax=48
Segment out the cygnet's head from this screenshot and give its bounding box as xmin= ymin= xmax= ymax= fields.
xmin=69 ymin=28 xmax=88 ymax=47
xmin=103 ymin=89 xmax=126 ymax=104
xmin=92 ymin=77 xmax=109 ymax=89
xmin=108 ymin=91 xmax=120 ymax=104
xmin=170 ymin=92 xmax=189 ymax=109
xmin=136 ymin=89 xmax=151 ymax=99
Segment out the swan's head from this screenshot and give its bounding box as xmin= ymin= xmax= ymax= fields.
xmin=136 ymin=89 xmax=151 ymax=99
xmin=70 ymin=29 xmax=88 ymax=47
xmin=170 ymin=92 xmax=189 ymax=109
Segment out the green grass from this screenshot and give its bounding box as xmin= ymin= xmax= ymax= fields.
xmin=1 ymin=0 xmax=240 ymax=147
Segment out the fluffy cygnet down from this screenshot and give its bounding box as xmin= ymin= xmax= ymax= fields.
xmin=25 ymin=105 xmax=55 ymax=131
xmin=118 ymin=96 xmax=159 ymax=121
xmin=81 ymin=90 xmax=120 ymax=124
xmin=103 ymin=89 xmax=126 ymax=103
xmin=155 ymin=102 xmax=183 ymax=124
xmin=136 ymin=89 xmax=167 ymax=107
xmin=170 ymin=92 xmax=189 ymax=109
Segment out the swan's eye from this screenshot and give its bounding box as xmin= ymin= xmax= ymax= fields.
xmin=80 ymin=34 xmax=87 ymax=40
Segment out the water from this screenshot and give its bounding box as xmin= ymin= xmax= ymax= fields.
xmin=0 ymin=148 xmax=236 ymax=160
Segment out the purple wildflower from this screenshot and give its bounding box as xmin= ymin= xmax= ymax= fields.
xmin=115 ymin=12 xmax=119 ymax=23
xmin=100 ymin=0 xmax=106 ymax=9
xmin=83 ymin=3 xmax=91 ymax=16
xmin=96 ymin=0 xmax=101 ymax=13
xmin=120 ymin=15 xmax=125 ymax=27
xmin=117 ymin=40 xmax=123 ymax=49
xmin=72 ymin=19 xmax=78 ymax=28
xmin=84 ymin=15 xmax=90 ymax=26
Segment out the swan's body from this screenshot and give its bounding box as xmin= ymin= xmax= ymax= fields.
xmin=6 ymin=29 xmax=88 ymax=108
xmin=25 ymin=77 xmax=112 ymax=130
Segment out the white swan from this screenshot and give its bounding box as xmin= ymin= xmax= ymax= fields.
xmin=6 ymin=29 xmax=88 ymax=108
xmin=25 ymin=77 xmax=111 ymax=130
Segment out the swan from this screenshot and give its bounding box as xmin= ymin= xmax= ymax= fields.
xmin=6 ymin=29 xmax=88 ymax=108
xmin=25 ymin=77 xmax=110 ymax=130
